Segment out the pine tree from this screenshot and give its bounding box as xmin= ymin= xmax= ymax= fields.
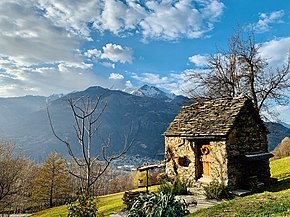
xmin=32 ymin=152 xmax=71 ymax=207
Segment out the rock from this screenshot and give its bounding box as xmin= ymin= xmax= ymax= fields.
xmin=229 ymin=189 xmax=252 ymax=197
xmin=175 ymin=195 xmax=197 ymax=205
xmin=110 ymin=210 xmax=128 ymax=217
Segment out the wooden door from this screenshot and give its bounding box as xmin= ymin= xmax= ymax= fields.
xmin=198 ymin=144 xmax=211 ymax=178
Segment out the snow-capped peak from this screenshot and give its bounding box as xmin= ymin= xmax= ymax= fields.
xmin=130 ymin=85 xmax=176 ymax=101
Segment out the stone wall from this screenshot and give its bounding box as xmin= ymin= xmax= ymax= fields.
xmin=165 ymin=137 xmax=229 ymax=186
xmin=226 ymin=105 xmax=270 ymax=189
xmin=165 ymin=137 xmax=196 ymax=185
xmin=209 ymin=141 xmax=228 ymax=185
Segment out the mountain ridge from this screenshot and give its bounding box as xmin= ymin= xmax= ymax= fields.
xmin=130 ymin=84 xmax=176 ymax=101
xmin=0 ymin=85 xmax=288 ymax=162
xmin=0 ymin=86 xmax=184 ymax=162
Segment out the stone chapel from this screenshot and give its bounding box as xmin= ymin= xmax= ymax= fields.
xmin=164 ymin=97 xmax=273 ymax=190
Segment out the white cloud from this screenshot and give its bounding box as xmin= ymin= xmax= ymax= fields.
xmin=84 ymin=43 xmax=133 ymax=67
xmin=57 ymin=62 xmax=93 ymax=72
xmin=0 ymin=0 xmax=111 ymax=96
xmin=94 ymin=0 xmax=147 ymax=35
xmin=139 ymin=0 xmax=224 ymax=40
xmin=0 ymin=59 xmax=128 ymax=97
xmin=84 ymin=49 xmax=101 ymax=58
xmin=188 ymin=54 xmax=209 ymax=67
xmin=36 ymin=0 xmax=224 ymax=41
xmin=125 ymin=80 xmax=133 ymax=88
xmin=269 ymin=105 xmax=290 ymax=124
xmin=101 ymin=43 xmax=133 ymax=63
xmin=131 ymin=72 xmax=170 ymax=85
xmin=201 ymin=0 xmax=224 ymax=21
xmin=130 ymin=71 xmax=196 ymax=95
xmin=248 ymin=10 xmax=284 ymax=33
xmin=109 ymin=73 xmax=124 ymax=80
xmin=260 ymin=37 xmax=290 ymax=68
xmin=187 ymin=36 xmax=290 ymax=71
xmin=35 ymin=0 xmax=102 ymax=40
xmin=100 ymin=62 xmax=116 ymax=69
xmin=0 ymin=0 xmax=225 ymax=97
xmin=0 ymin=0 xmax=81 ymax=66
xmin=0 ymin=62 xmax=93 ymax=96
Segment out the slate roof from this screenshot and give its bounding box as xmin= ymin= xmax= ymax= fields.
xmin=164 ymin=97 xmax=256 ymax=137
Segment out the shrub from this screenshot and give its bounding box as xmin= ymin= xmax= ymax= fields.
xmin=203 ymin=180 xmax=229 ymax=200
xmin=156 ymin=172 xmax=168 ymax=183
xmin=122 ymin=191 xmax=145 ymax=210
xmin=67 ymin=195 xmax=103 ymax=217
xmin=158 ymin=180 xmax=173 ymax=195
xmin=128 ymin=192 xmax=189 ymax=217
xmin=171 ymin=176 xmax=187 ymax=195
xmin=158 ymin=176 xmax=188 ymax=196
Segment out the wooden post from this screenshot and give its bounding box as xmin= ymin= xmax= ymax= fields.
xmin=136 ymin=161 xmax=165 ymax=193
xmin=146 ymin=168 xmax=149 ymax=193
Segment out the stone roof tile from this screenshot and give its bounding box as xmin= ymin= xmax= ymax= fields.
xmin=164 ymin=97 xmax=251 ymax=137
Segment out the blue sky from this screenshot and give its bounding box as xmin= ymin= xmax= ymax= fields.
xmin=1 ymin=0 xmax=290 ymax=122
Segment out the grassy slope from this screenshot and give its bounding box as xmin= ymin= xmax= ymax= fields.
xmin=188 ymin=156 xmax=290 ymax=217
xmin=97 ymin=192 xmax=126 ymax=216
xmin=270 ymin=156 xmax=290 ymax=179
xmin=30 ymin=186 xmax=158 ymax=217
xmin=30 ymin=157 xmax=290 ymax=217
xmin=30 ymin=192 xmax=125 ymax=217
xmin=30 ymin=205 xmax=68 ymax=217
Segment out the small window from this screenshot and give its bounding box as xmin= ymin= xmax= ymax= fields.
xmin=177 ymin=156 xmax=190 ymax=167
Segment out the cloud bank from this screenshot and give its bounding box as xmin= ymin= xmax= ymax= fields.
xmin=36 ymin=0 xmax=225 ymax=40
xmin=0 ymin=0 xmax=225 ymax=97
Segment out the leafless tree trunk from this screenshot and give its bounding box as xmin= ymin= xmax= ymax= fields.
xmin=187 ymin=30 xmax=290 ymax=114
xmin=47 ymin=96 xmax=133 ymax=197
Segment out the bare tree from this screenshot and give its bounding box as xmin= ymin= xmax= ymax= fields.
xmin=47 ymin=96 xmax=133 ymax=197
xmin=0 ymin=141 xmax=28 ymax=211
xmin=188 ymin=30 xmax=290 ymax=113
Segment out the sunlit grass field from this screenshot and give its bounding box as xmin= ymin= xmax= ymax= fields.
xmin=31 ymin=157 xmax=290 ymax=217
xmin=187 ymin=156 xmax=290 ymax=217
xmin=270 ymin=156 xmax=290 ymax=180
xmin=31 ymin=186 xmax=158 ymax=217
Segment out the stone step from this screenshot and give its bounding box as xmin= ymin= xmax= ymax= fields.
xmin=187 ymin=187 xmax=207 ymax=199
xmin=229 ymin=189 xmax=252 ymax=197
xmin=175 ymin=195 xmax=197 ymax=205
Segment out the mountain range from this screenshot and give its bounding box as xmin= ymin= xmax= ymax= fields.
xmin=0 ymin=85 xmax=288 ymax=163
xmin=0 ymin=85 xmax=188 ymax=162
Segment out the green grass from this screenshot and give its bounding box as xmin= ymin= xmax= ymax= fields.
xmin=30 ymin=185 xmax=159 ymax=217
xmin=187 ymin=156 xmax=290 ymax=217
xmin=97 ymin=191 xmax=125 ymax=216
xmin=31 ymin=157 xmax=290 ymax=217
xmin=270 ymin=156 xmax=290 ymax=180
xmin=188 ymin=189 xmax=290 ymax=217
xmin=30 ymin=205 xmax=67 ymax=217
